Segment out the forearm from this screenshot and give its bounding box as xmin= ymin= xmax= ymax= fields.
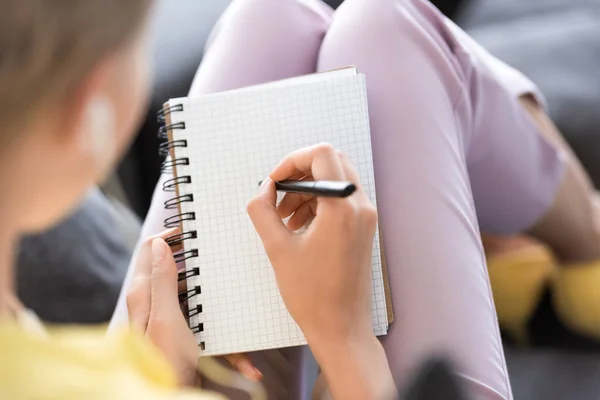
xmin=309 ymin=333 xmax=396 ymax=400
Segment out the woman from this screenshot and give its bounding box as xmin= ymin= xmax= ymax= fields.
xmin=0 ymin=1 xmax=594 ymax=400
xmin=123 ymin=0 xmax=600 ymax=398
xmin=0 ymin=1 xmax=393 ymax=399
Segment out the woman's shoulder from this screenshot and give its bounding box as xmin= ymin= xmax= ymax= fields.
xmin=0 ymin=322 xmax=223 ymax=400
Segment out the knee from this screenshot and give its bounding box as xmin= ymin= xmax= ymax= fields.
xmin=207 ymin=0 xmax=333 ymax=62
xmin=318 ymin=0 xmax=404 ymax=70
xmin=199 ymin=0 xmax=334 ymax=88
xmin=217 ymin=0 xmax=332 ymax=35
xmin=317 ymin=0 xmax=458 ymax=118
xmin=316 ymin=0 xmax=436 ymax=105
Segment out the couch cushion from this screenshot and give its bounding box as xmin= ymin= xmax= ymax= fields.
xmin=505 ymin=347 xmax=600 ymax=400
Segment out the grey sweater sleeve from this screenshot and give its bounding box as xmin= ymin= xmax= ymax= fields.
xmin=16 ymin=189 xmax=139 ymax=324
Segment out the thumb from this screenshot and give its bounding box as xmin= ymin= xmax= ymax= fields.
xmin=149 ymin=238 xmax=181 ymax=318
xmin=247 ymin=178 xmax=292 ymax=253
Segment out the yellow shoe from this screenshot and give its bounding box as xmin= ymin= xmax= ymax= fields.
xmin=553 ymin=260 xmax=600 ymax=341
xmin=487 ymin=245 xmax=557 ymax=344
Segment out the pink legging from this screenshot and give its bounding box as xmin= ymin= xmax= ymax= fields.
xmin=136 ymin=0 xmax=565 ymax=398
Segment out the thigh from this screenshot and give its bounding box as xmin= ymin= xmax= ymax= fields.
xmin=318 ymin=0 xmax=510 ymax=398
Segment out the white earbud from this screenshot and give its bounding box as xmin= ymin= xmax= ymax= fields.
xmin=79 ymin=96 xmax=116 ymax=172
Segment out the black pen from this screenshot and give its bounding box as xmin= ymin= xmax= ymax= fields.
xmin=258 ymin=180 xmax=356 ymax=198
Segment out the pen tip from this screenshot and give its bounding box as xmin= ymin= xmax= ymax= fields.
xmin=342 ymin=183 xmax=357 ymax=197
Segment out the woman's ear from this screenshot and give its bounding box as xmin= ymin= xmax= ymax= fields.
xmin=60 ymin=57 xmax=118 ymax=174
xmin=78 ymin=95 xmax=116 ymax=167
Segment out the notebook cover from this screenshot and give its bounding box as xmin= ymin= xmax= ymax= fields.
xmin=379 ymin=227 xmax=394 ymax=323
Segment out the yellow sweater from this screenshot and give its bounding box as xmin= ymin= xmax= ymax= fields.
xmin=0 ymin=322 xmax=222 ymax=400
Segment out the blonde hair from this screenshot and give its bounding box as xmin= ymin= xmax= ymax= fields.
xmin=0 ymin=0 xmax=152 ymax=131
xmin=0 ymin=4 xmax=268 ymax=398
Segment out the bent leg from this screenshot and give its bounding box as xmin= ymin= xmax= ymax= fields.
xmin=114 ymin=1 xmax=333 ymax=399
xmin=318 ymin=0 xmax=512 ymax=397
xmin=447 ymin=23 xmax=598 ymax=263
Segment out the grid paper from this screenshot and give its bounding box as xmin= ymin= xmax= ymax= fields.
xmin=169 ymin=73 xmax=388 ymax=356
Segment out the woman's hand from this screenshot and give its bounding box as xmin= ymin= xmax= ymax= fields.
xmin=127 ymin=231 xmax=199 ymax=385
xmin=247 ymin=143 xmax=396 ymax=399
xmin=247 ymin=143 xmax=376 ymax=342
xmin=127 ymin=229 xmax=262 ymax=386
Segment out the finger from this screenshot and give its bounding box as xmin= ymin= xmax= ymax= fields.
xmin=336 ymin=150 xmax=361 ymax=190
xmin=133 ymin=227 xmax=181 ymax=280
xmin=149 ymin=238 xmax=181 ymax=319
xmin=128 ymin=228 xmax=181 ymax=331
xmin=259 ymin=171 xmax=308 ymax=188
xmin=336 ymin=151 xmax=379 ymax=235
xmin=128 ymin=241 xmax=165 ymax=331
xmin=277 ymin=192 xmax=314 ymax=219
xmin=270 ymin=143 xmax=345 ymax=182
xmin=337 ymin=150 xmax=372 ymax=206
xmin=247 ymin=177 xmax=293 ymax=253
xmin=286 ymin=171 xmax=309 ymax=182
xmin=127 ymin=277 xmax=151 ymax=331
xmin=223 ymin=353 xmax=263 ymax=381
xmin=287 ymin=198 xmax=318 ymax=231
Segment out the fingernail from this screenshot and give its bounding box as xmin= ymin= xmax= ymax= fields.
xmin=151 ymin=238 xmax=166 ymax=265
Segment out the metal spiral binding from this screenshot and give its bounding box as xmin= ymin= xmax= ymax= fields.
xmin=158 ymin=103 xmax=205 ymax=351
xmin=163 ymin=176 xmax=191 ymax=192
xmin=164 ymin=212 xmax=196 ymax=228
xmin=159 ymin=139 xmax=187 ymax=157
xmin=158 ymin=122 xmax=186 ymax=140
xmin=161 ymin=157 xmax=189 ymax=173
xmin=164 ymin=194 xmax=194 ymax=210
xmin=165 ymin=230 xmax=197 ymax=246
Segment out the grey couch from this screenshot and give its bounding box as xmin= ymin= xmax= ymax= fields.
xmin=459 ymin=0 xmax=600 ymax=188
xmin=457 ymin=0 xmax=600 ymax=398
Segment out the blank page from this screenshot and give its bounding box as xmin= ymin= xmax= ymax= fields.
xmin=169 ymin=73 xmax=388 ymax=356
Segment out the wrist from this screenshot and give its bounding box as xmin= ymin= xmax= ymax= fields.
xmin=306 ymin=323 xmax=375 ymax=363
xmin=307 ymin=330 xmax=396 ymax=400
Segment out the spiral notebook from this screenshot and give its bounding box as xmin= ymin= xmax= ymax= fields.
xmin=158 ymin=67 xmax=393 ymax=356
